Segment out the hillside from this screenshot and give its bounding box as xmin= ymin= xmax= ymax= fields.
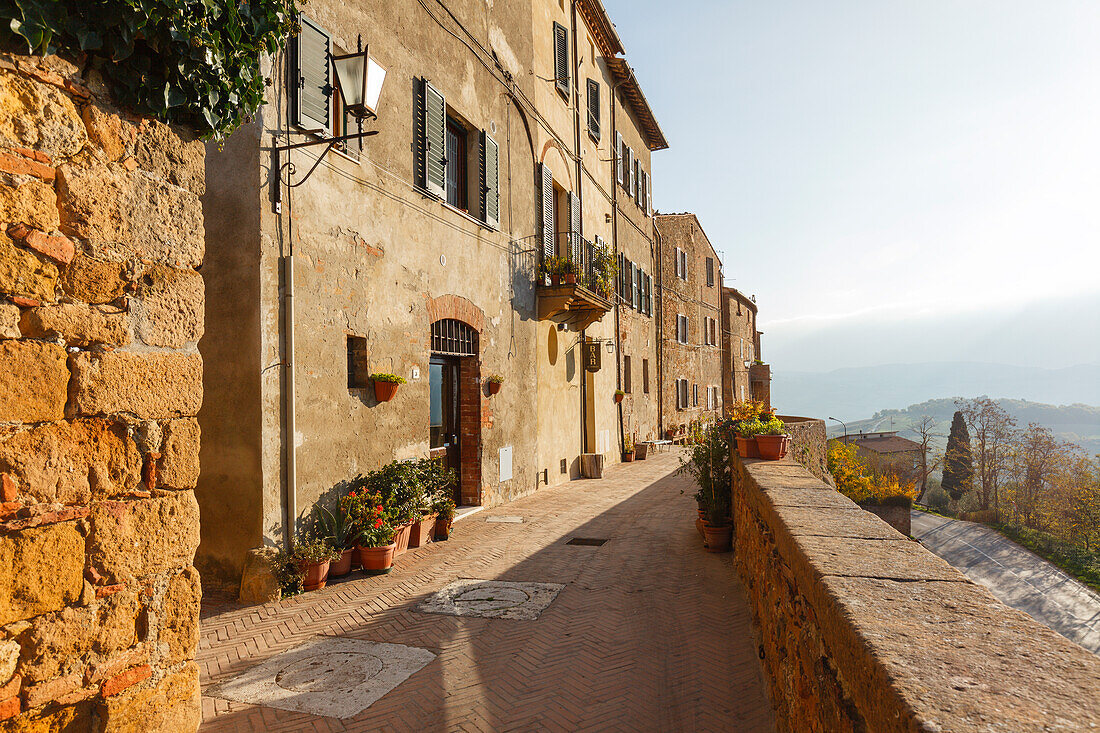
xmin=773 ymin=362 xmax=1100 ymax=423
xmin=826 ymin=398 xmax=1100 ymax=457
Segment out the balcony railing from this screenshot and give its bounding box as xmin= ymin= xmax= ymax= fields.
xmin=536 ymin=234 xmax=614 ymax=330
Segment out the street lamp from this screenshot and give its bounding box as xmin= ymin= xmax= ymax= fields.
xmin=827 ymin=416 xmax=847 ymax=441
xmin=332 ymin=49 xmax=386 ymax=119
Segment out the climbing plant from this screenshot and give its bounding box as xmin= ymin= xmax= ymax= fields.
xmin=0 ymin=0 xmax=298 ymax=137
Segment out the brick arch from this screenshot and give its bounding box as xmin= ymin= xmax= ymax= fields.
xmin=425 ymin=294 xmax=485 ymax=333
xmin=539 ymin=139 xmax=573 ymax=191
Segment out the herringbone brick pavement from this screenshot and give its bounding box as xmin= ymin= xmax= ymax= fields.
xmin=198 ymin=451 xmax=776 ymax=732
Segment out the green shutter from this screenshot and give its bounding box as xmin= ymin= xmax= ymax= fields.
xmin=540 ymin=163 xmax=554 ymax=263
xmin=291 ymin=16 xmax=331 ymax=133
xmin=615 ymin=132 xmax=623 ymax=185
xmin=554 ymin=23 xmax=570 ymax=98
xmin=587 ymin=79 xmax=600 ymax=141
xmin=418 ymin=79 xmax=446 ymax=197
xmin=480 ymin=132 xmax=499 ymax=228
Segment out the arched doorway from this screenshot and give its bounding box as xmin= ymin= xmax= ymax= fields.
xmin=429 ymin=318 xmax=481 ymax=506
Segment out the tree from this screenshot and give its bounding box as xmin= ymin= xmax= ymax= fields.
xmin=958 ymin=397 xmax=1017 ymax=511
xmin=942 ymin=411 xmax=973 ymax=501
xmin=911 ymin=415 xmax=942 ymax=503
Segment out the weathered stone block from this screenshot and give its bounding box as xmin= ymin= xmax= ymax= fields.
xmin=160 ymin=567 xmax=200 ymax=665
xmin=0 ymin=70 xmax=87 ymax=157
xmin=80 ymin=103 xmax=133 ymax=163
xmin=0 ymin=641 xmax=18 ymax=685
xmin=88 ymin=493 xmax=199 ymax=583
xmin=18 ymin=589 xmax=141 ymax=684
xmin=97 ymin=661 xmax=199 ymax=733
xmin=0 ymin=180 xmax=58 ymax=232
xmin=133 ymin=266 xmax=203 ymax=348
xmin=0 ymin=341 xmax=68 ymax=423
xmin=70 ymin=351 xmax=203 ymax=419
xmin=0 ymin=419 xmax=142 ymax=505
xmin=0 ymin=232 xmax=58 ymax=303
xmin=238 ymin=547 xmax=281 ymax=604
xmin=58 ymin=254 xmax=126 ymax=305
xmin=56 ymin=163 xmax=204 ymax=268
xmin=0 ymin=304 xmax=18 ymax=339
xmin=0 ymin=524 xmax=84 ymax=626
xmin=132 ymin=120 xmax=205 ymax=196
xmin=20 ymin=303 xmax=130 ymax=347
xmin=157 ymin=419 xmax=199 ymax=489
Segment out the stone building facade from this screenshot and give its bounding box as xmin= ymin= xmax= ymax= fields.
xmin=0 ymin=53 xmax=202 ymax=731
xmin=654 ymin=213 xmax=724 ymax=434
xmin=199 ymin=0 xmax=667 ymax=584
xmin=721 ymin=286 xmax=770 ymax=409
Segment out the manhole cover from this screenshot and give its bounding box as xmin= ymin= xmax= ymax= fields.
xmin=205 ymin=638 xmax=435 ymax=719
xmin=566 ymin=537 xmax=608 ymax=546
xmin=274 ymin=651 xmax=384 ymax=693
xmin=417 ymin=579 xmax=564 ymax=620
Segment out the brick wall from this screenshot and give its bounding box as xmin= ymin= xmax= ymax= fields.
xmin=0 ymin=53 xmax=202 ymax=731
xmin=732 ymin=454 xmax=1100 ymax=732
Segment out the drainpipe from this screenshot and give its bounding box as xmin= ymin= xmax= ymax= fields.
xmin=654 ymin=225 xmax=664 ymax=436
xmin=610 ymin=80 xmax=625 ymax=454
xmin=283 ymin=250 xmax=297 ymax=547
xmin=570 ymin=0 xmax=590 ymax=455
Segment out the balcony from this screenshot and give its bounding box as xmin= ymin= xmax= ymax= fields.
xmin=748 ymin=361 xmax=770 ymax=384
xmin=536 ymin=235 xmax=614 ymax=330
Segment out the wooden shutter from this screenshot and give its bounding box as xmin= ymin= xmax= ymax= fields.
xmin=540 ymin=163 xmax=554 ymax=263
xmin=554 ymin=22 xmax=570 ymax=97
xmin=587 ymin=79 xmax=600 ymax=141
xmin=291 ymin=17 xmax=331 ymax=133
xmin=634 ymin=159 xmax=641 ymax=203
xmin=615 ymin=132 xmax=624 ymax=185
xmin=625 ymin=147 xmax=634 ymax=196
xmin=568 ymin=191 xmax=581 ymax=265
xmin=645 ymin=171 xmax=652 ymax=215
xmin=624 ymin=355 xmax=631 ymax=393
xmin=647 ymin=274 xmax=653 ymax=315
xmin=418 ymin=79 xmax=446 ymax=197
xmin=480 ymin=132 xmax=499 ymax=227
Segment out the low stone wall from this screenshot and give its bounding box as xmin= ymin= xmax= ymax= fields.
xmin=733 ymin=454 xmax=1100 ymax=732
xmin=859 ymin=502 xmax=911 ymax=536
xmin=0 ymin=53 xmax=202 ymax=730
xmin=778 ymin=415 xmax=828 ymax=481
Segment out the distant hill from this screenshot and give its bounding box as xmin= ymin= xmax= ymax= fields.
xmin=822 ymin=398 xmax=1100 ymax=457
xmin=773 ymin=362 xmax=1100 ymax=423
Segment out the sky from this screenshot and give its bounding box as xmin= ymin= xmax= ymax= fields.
xmin=604 ymin=0 xmax=1100 ymax=371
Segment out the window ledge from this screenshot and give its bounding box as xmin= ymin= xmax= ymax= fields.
xmin=440 ymin=201 xmax=496 ymax=232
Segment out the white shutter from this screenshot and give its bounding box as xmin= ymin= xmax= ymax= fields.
xmin=625 ymin=147 xmax=634 ymax=196
xmin=540 ymin=163 xmax=554 ymax=263
xmin=480 ymin=132 xmax=499 ymax=228
xmin=291 ymin=17 xmax=331 ymax=133
xmin=569 ymin=190 xmax=581 ymax=264
xmin=420 ymin=80 xmax=446 ymax=197
xmin=615 ymin=132 xmax=624 ymax=185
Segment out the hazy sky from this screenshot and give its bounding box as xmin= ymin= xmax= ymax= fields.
xmin=605 ymin=1 xmax=1100 ymax=371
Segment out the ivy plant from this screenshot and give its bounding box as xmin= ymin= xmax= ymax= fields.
xmin=0 ymin=0 xmax=298 ymax=138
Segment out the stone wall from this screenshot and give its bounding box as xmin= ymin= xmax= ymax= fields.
xmin=732 ymin=454 xmax=1100 ymax=732
xmin=858 ymin=502 xmax=911 ymax=536
xmin=0 ymin=53 xmax=202 ymax=731
xmin=779 ymin=415 xmax=828 ymax=481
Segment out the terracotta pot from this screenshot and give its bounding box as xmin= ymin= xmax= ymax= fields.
xmin=756 ymin=435 xmax=790 ymax=461
xmin=409 ymin=514 xmax=437 ymax=548
xmin=564 ymin=273 xmax=577 ymax=284
xmin=695 ymin=516 xmax=705 ymax=538
xmin=622 ymin=451 xmax=635 ymax=462
xmin=435 ymin=518 xmax=452 ymax=540
xmin=487 ymin=381 xmax=502 ymax=395
xmin=329 ymin=548 xmax=354 ymax=578
xmin=551 ymin=274 xmax=561 ymax=286
xmin=358 ymin=543 xmax=396 ymax=574
xmin=636 ymin=443 xmax=649 ymax=460
xmin=393 ymin=523 xmax=412 ymax=555
xmin=735 ymin=436 xmax=761 ymax=459
xmin=374 ymin=380 xmax=400 ymax=402
xmin=614 ymin=393 xmax=624 ymax=404
xmin=702 ymin=522 xmax=733 ymax=553
xmin=298 ymin=560 xmax=330 ymax=591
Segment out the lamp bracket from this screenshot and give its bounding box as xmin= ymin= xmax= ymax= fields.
xmin=264 ymin=129 xmax=379 ymax=153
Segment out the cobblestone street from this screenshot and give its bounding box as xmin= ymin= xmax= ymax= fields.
xmin=197 ymin=451 xmax=775 ymax=731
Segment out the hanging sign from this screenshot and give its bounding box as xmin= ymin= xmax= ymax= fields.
xmin=583 ymin=341 xmax=602 ymax=373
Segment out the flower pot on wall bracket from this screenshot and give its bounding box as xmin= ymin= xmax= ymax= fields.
xmin=488 ymin=381 xmax=501 ymax=395
xmin=614 ymin=392 xmax=624 ymax=404
xmin=374 ymin=381 xmax=400 ymax=402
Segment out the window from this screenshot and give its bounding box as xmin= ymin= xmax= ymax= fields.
xmin=417 ymin=79 xmax=446 ymax=198
xmin=709 ymin=317 xmax=717 ymax=346
xmin=479 ymin=132 xmax=500 ymax=228
xmin=706 ymin=257 xmax=715 ymax=287
xmin=632 ymin=265 xmax=641 ymax=310
xmin=615 ymin=132 xmax=624 ymax=186
xmin=445 ymin=117 xmax=468 ymax=210
xmin=692 ymin=383 xmax=699 ymax=407
xmin=623 ymin=355 xmax=632 ymax=393
xmin=587 ymin=79 xmax=600 ymax=141
xmin=740 ymin=337 xmax=744 ymax=358
xmin=676 ymin=314 xmax=688 ymax=344
xmin=625 ymin=146 xmax=634 ymax=196
xmin=676 ymin=378 xmax=689 ymax=410
xmin=346 ymin=336 xmax=369 ymax=388
xmin=642 ymin=359 xmax=650 ymax=393
xmin=290 ymin=16 xmax=331 ymax=134
xmin=706 ymin=386 xmax=714 ymax=410
xmin=634 ymin=158 xmax=641 ymax=202
xmin=674 ymin=248 xmax=687 ymax=281
xmin=553 ymin=22 xmax=570 ymax=98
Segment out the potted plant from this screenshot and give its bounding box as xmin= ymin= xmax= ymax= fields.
xmin=755 ymin=416 xmax=790 ymax=460
xmin=679 ymin=424 xmax=734 ymax=552
xmin=313 ymin=503 xmax=356 ymax=578
xmin=486 ymin=374 xmax=504 ymax=395
xmin=291 ymin=538 xmax=341 ymax=591
xmin=622 ymin=434 xmax=635 ymax=462
xmin=370 ymin=373 xmax=406 ymax=402
xmin=561 ymin=257 xmax=577 ymax=284
xmin=614 ymin=389 xmax=625 ymax=404
xmin=734 ymin=418 xmax=763 ymax=459
xmin=354 ymin=504 xmax=396 ymax=575
xmin=434 ymin=496 xmax=456 ymax=540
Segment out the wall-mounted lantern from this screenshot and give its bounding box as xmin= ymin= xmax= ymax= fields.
xmin=332 ymin=49 xmax=386 ymax=119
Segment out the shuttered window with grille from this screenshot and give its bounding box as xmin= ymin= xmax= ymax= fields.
xmin=290 ymin=16 xmax=331 ymax=134
xmin=417 ymin=79 xmax=446 ymax=198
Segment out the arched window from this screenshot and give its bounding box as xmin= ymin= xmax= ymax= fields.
xmin=430 ymin=319 xmax=478 ymax=356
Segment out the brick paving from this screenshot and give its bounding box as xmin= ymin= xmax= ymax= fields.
xmin=197 ymin=451 xmax=776 ymax=732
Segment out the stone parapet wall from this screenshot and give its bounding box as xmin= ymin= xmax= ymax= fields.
xmin=0 ymin=53 xmax=202 ymax=731
xmin=733 ymin=454 xmax=1100 ymax=732
xmin=778 ymin=415 xmax=828 ymax=481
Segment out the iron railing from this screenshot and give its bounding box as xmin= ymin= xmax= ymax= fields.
xmin=538 ymin=233 xmax=613 ymax=300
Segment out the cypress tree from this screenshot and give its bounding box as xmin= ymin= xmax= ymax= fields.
xmin=942 ymin=411 xmax=973 ymax=501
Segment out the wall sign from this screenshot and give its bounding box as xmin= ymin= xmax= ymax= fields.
xmin=582 ymin=341 xmax=602 ymax=372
